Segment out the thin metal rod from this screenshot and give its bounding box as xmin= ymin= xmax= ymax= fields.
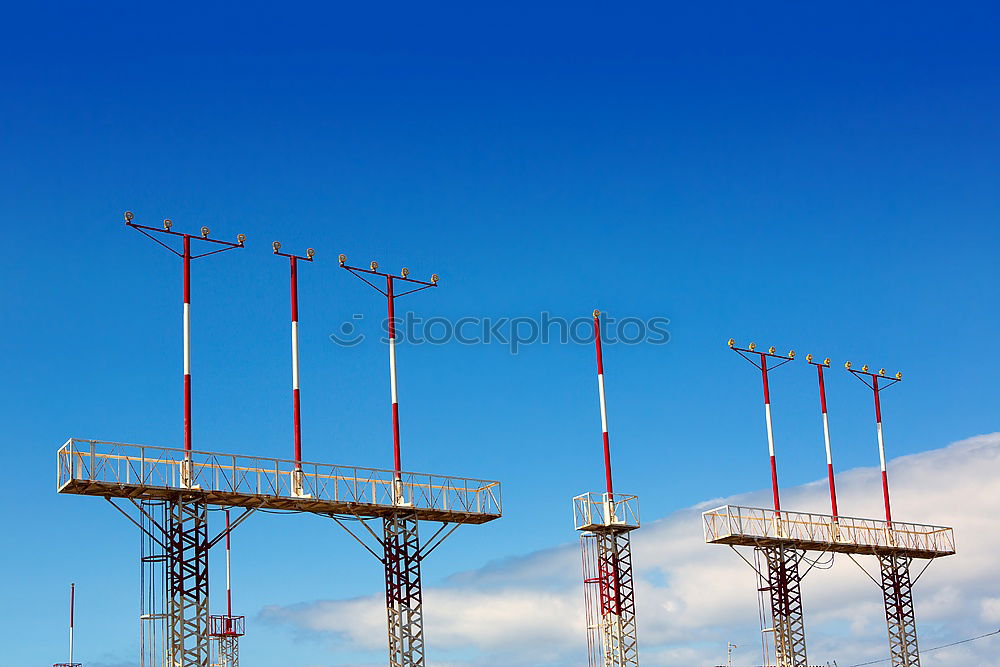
xmin=593 ymin=311 xmax=614 ymax=497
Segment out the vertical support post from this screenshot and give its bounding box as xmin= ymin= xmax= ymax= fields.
xmin=225 ymin=510 xmax=232 ymax=623
xmin=879 ymin=555 xmax=920 ymax=667
xmin=386 ymin=276 xmax=403 ymax=483
xmin=593 ymin=311 xmax=613 ymax=499
xmin=809 ymin=358 xmax=839 ymax=520
xmin=383 ymin=512 xmax=424 ymax=667
xmin=291 ymin=256 xmax=301 ymax=469
xmin=69 ymin=582 xmax=76 ymax=666
xmin=758 ymin=546 xmax=808 ymax=667
xmin=166 ymin=495 xmax=210 ymax=667
xmin=760 ymin=354 xmax=781 ymax=515
xmin=273 ymin=243 xmax=314 ymax=496
xmin=873 ymin=375 xmax=892 ymax=524
xmin=183 ymin=235 xmax=192 ymax=458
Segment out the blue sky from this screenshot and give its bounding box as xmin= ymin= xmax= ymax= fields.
xmin=2 ymin=2 xmax=999 ymax=665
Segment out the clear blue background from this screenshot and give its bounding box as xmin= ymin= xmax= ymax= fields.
xmin=1 ymin=1 xmax=998 ymax=665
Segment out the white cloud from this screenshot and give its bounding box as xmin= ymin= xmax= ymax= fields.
xmin=262 ymin=433 xmax=1000 ymax=666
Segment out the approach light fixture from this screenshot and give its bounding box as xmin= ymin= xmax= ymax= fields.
xmin=163 ymin=219 xmax=173 ymax=230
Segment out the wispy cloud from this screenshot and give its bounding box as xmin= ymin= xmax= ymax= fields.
xmin=261 ymin=433 xmax=1000 ymax=666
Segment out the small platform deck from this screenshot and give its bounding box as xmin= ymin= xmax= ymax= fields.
xmin=58 ymin=439 xmax=502 ymax=525
xmin=573 ymin=491 xmax=640 ymax=532
xmin=703 ymin=504 xmax=955 ymax=559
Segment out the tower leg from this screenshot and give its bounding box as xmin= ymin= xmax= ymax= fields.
xmin=384 ymin=512 xmax=424 ymax=667
xmin=581 ymin=530 xmax=639 ymax=667
xmin=215 ymin=636 xmax=238 ymax=667
xmin=879 ymin=555 xmax=920 ymax=667
xmin=759 ymin=547 xmax=808 ymax=667
xmin=167 ymin=496 xmax=211 ymax=667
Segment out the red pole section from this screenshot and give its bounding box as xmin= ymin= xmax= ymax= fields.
xmin=760 ymin=354 xmax=781 ymax=514
xmin=290 ymin=256 xmax=302 ymax=469
xmin=183 ymin=234 xmax=192 ymax=455
xmin=873 ymin=376 xmax=892 ymax=523
xmin=387 ymin=276 xmax=401 ymax=479
xmin=593 ymin=311 xmax=614 ymax=497
xmin=816 ymin=364 xmax=839 ymax=520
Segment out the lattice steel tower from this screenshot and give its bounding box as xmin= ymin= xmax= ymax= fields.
xmin=57 ymin=219 xmax=502 ymax=667
xmin=704 ymin=341 xmax=956 ymax=667
xmin=573 ymin=310 xmax=640 ymax=667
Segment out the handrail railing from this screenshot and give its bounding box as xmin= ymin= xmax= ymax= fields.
xmin=58 ymin=438 xmax=501 ymax=518
xmin=703 ymin=504 xmax=955 ymax=556
xmin=573 ymin=491 xmax=640 ymax=530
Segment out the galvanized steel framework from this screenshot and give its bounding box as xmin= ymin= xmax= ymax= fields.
xmin=59 ymin=439 xmax=501 ymax=666
xmin=384 ymin=513 xmax=425 ymax=666
xmin=705 ymin=504 xmax=954 ymax=667
xmin=759 ymin=546 xmax=808 ymax=667
xmin=581 ymin=528 xmax=639 ymax=667
xmin=880 ymin=555 xmax=920 ymax=667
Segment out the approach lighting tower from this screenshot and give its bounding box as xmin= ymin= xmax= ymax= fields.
xmin=209 ymin=510 xmax=245 ymax=667
xmin=57 ymin=219 xmax=501 ymax=667
xmin=846 ymin=362 xmax=926 ymax=667
xmin=725 ymin=339 xmax=807 ymax=667
xmin=53 ymin=582 xmax=81 ymax=667
xmin=338 ymin=254 xmax=503 ymax=667
xmin=574 ymin=310 xmax=640 ymax=667
xmin=703 ymin=342 xmax=955 ymax=667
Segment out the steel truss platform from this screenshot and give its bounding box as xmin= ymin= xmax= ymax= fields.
xmin=58 ymin=439 xmax=502 ymax=523
xmin=703 ymin=505 xmax=955 ymax=558
xmin=58 ymin=438 xmax=502 ymax=667
xmin=575 ymin=492 xmax=640 ymax=667
xmin=704 ymin=505 xmax=954 ymax=667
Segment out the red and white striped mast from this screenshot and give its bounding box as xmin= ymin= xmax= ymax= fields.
xmin=846 ymin=362 xmax=903 ymax=524
xmin=124 ymin=212 xmax=245 ymax=468
xmin=807 ymin=354 xmax=839 ymax=520
xmin=339 ymin=255 xmax=439 ymax=492
xmin=272 ymin=242 xmax=315 ymax=495
xmin=593 ymin=310 xmax=614 ymax=500
xmin=728 ymin=340 xmax=795 ymax=515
